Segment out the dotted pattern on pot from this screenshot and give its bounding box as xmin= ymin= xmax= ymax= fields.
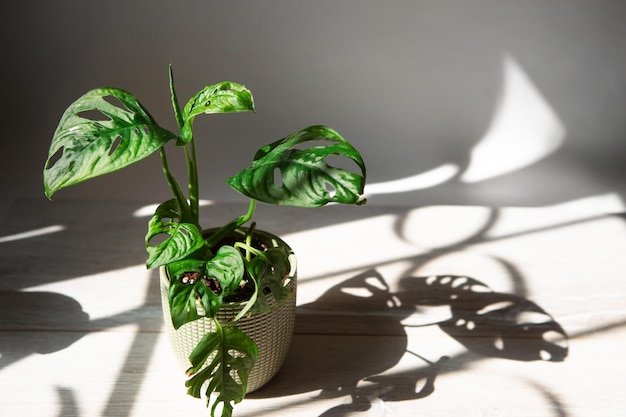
xmin=159 ymin=265 xmax=297 ymax=394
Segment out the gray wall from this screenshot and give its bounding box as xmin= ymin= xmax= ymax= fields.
xmin=2 ymin=0 xmax=625 ymax=213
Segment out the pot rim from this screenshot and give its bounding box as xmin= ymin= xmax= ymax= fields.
xmin=159 ymin=226 xmax=297 ymax=308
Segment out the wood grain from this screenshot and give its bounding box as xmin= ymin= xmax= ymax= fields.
xmin=1 ymin=198 xmax=624 ymax=416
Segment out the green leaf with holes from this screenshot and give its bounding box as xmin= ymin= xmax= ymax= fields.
xmin=179 ymin=82 xmax=254 ymax=144
xmin=248 ymin=247 xmax=292 ymax=314
xmin=185 ymin=322 xmax=258 ymax=417
xmin=145 ymin=199 xmax=205 ymax=269
xmin=226 ymin=125 xmax=367 ymax=207
xmin=43 ymin=88 xmax=176 ymax=198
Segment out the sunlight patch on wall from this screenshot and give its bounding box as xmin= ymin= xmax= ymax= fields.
xmin=364 ymin=163 xmax=459 ymax=196
xmin=461 ymin=54 xmax=566 ymax=183
xmin=133 ymin=200 xmax=215 ymax=217
xmin=0 ymin=225 xmax=65 ymax=244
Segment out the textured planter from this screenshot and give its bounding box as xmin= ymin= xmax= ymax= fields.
xmin=159 ymin=228 xmax=297 ymax=393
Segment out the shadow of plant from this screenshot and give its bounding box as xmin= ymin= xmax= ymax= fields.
xmin=399 ymin=275 xmax=569 ymax=362
xmin=0 ymin=291 xmax=90 ymax=371
xmin=251 ymin=269 xmax=569 ymax=416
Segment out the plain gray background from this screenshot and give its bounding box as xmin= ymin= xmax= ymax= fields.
xmin=2 ymin=0 xmax=625 ymax=216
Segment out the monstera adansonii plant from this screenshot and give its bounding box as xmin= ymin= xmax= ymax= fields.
xmin=43 ymin=65 xmax=366 ymax=417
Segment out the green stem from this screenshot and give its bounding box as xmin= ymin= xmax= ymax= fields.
xmin=205 ymin=199 xmax=257 ymax=248
xmin=185 ymin=140 xmax=200 ymax=219
xmin=233 ymin=241 xmax=266 ymax=261
xmin=169 ymin=64 xmax=184 ymax=130
xmin=159 ymin=147 xmax=193 ymax=220
xmin=169 ymin=64 xmax=200 ymax=220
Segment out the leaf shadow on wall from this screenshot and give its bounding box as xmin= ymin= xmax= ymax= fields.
xmin=250 ymin=269 xmax=568 ymax=416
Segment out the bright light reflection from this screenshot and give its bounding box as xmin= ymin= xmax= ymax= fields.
xmin=362 ymin=53 xmax=567 ymax=198
xmin=461 ymin=54 xmax=566 ymax=183
xmin=23 ymin=264 xmax=152 ymax=321
xmin=0 ymin=225 xmax=65 ymax=243
xmin=133 ymin=199 xmax=215 ymax=217
xmin=545 ymin=192 xmax=626 ymax=215
xmin=364 ymin=164 xmax=459 ymax=196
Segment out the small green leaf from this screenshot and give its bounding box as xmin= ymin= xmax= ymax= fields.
xmin=168 ymin=278 xmax=206 ymax=329
xmin=166 ymin=246 xmax=245 ymax=329
xmin=145 ymin=199 xmax=205 ymax=269
xmin=165 ymin=246 xmax=213 ymax=280
xmin=185 ymin=322 xmax=258 ymax=417
xmin=169 ymin=276 xmax=226 ymax=329
xmin=179 ymin=82 xmax=254 ymax=144
xmin=44 ymin=88 xmax=176 ymax=198
xmin=227 ymin=125 xmax=367 ymax=207
xmin=205 ymin=245 xmax=245 ymax=297
xmin=249 ymin=247 xmax=292 ymax=314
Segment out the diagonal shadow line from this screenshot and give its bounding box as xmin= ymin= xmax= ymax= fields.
xmin=101 ymin=270 xmax=162 ymax=417
xmin=526 ymin=380 xmax=569 ymax=417
xmin=564 ymin=318 xmax=626 ymax=340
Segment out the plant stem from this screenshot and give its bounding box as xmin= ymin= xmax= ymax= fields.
xmin=169 ymin=64 xmax=185 ymax=130
xmin=169 ymin=64 xmax=200 ymax=220
xmin=205 ymin=199 xmax=257 ymax=248
xmin=159 ymin=147 xmax=193 ymax=220
xmin=233 ymin=241 xmax=266 ymax=261
xmin=185 ymin=140 xmax=200 ymax=219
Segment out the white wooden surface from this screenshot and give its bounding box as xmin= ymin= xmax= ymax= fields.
xmin=1 ymin=197 xmax=625 ymax=417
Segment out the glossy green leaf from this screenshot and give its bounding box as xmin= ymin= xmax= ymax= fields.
xmin=186 ymin=322 xmax=258 ymax=417
xmin=168 ymin=277 xmax=206 ymax=329
xmin=227 ymin=125 xmax=367 ymax=207
xmin=179 ymin=82 xmax=254 ymax=144
xmin=165 ymin=246 xmax=213 ymax=280
xmin=145 ymin=199 xmax=205 ymax=269
xmin=205 ymin=245 xmax=245 ymax=297
xmin=43 ymin=88 xmax=176 ymax=198
xmin=166 ymin=245 xmax=245 ymax=329
xmin=248 ymin=247 xmax=292 ymax=314
xmin=168 ymin=274 xmax=227 ymax=329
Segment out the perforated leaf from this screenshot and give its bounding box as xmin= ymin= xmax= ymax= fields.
xmin=145 ymin=199 xmax=205 ymax=269
xmin=179 ymin=82 xmax=254 ymax=143
xmin=44 ymin=88 xmax=176 ymax=198
xmin=248 ymin=247 xmax=292 ymax=314
xmin=227 ymin=125 xmax=366 ymax=207
xmin=186 ymin=323 xmax=258 ymax=417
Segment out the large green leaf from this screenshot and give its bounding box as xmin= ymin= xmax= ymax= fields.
xmin=145 ymin=199 xmax=205 ymax=269
xmin=44 ymin=88 xmax=176 ymax=198
xmin=227 ymin=125 xmax=367 ymax=207
xmin=179 ymin=82 xmax=254 ymax=144
xmin=186 ymin=323 xmax=258 ymax=417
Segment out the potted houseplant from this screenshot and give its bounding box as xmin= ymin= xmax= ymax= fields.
xmin=43 ymin=65 xmax=366 ymax=416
